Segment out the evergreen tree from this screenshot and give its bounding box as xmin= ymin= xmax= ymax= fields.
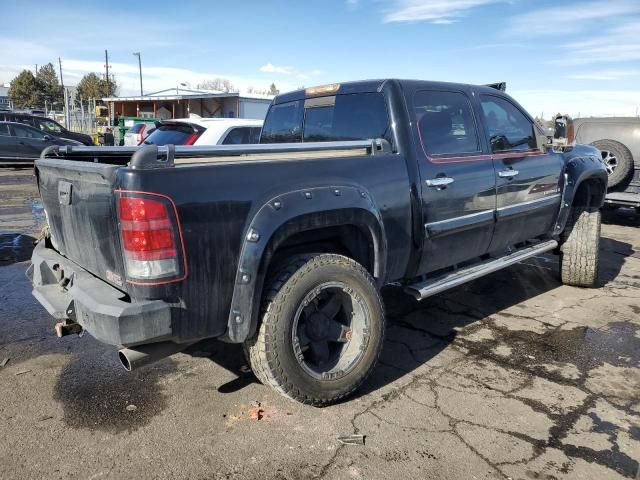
xmin=36 ymin=63 xmax=63 ymax=109
xmin=76 ymin=72 xmax=119 ymax=104
xmin=9 ymin=70 xmax=39 ymax=108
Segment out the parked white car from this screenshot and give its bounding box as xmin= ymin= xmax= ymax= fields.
xmin=141 ymin=116 xmax=263 ymax=146
xmin=124 ymin=122 xmax=157 ymax=146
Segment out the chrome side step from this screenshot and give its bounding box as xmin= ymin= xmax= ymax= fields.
xmin=405 ymin=240 xmax=558 ymax=301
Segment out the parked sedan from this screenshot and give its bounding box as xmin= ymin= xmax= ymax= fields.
xmin=123 ymin=122 xmax=156 ymax=146
xmin=0 ymin=122 xmax=82 ymax=164
xmin=0 ymin=112 xmax=94 ymax=146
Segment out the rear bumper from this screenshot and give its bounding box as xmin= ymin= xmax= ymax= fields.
xmin=29 ymin=241 xmax=174 ymax=347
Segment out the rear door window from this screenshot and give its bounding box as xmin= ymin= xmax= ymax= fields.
xmin=414 ymin=90 xmax=480 ymax=156
xmin=303 ymin=93 xmax=389 ymax=142
xmin=480 ymin=95 xmax=536 ymax=152
xmin=0 ymin=124 xmax=10 ymax=136
xmin=261 ymin=92 xmax=390 ymax=144
xmin=221 ymin=127 xmax=250 ymax=145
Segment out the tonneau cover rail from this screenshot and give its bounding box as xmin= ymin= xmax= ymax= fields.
xmin=41 ymin=139 xmax=390 ymax=169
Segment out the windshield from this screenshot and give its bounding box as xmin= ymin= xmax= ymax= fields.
xmin=38 ymin=119 xmax=64 ymax=133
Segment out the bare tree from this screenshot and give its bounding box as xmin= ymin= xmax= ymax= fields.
xmin=197 ymin=78 xmax=237 ymax=93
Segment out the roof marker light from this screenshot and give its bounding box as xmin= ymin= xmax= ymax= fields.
xmin=305 ymin=84 xmax=340 ymax=97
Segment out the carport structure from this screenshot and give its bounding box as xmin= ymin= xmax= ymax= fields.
xmin=103 ymin=87 xmax=273 ymax=121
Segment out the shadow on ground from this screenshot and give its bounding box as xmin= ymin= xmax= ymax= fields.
xmin=602 ymin=207 xmax=640 ymax=228
xmin=0 ymin=234 xmax=36 ymax=266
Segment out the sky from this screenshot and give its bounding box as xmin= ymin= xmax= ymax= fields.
xmin=1 ymin=0 xmax=639 ymax=118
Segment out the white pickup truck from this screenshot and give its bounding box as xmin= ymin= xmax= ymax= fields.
xmin=553 ymin=115 xmax=640 ymax=210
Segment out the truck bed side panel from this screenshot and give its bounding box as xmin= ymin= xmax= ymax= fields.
xmin=118 ymin=152 xmax=412 ymax=341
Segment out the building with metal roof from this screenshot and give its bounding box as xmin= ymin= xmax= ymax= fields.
xmin=103 ymin=87 xmax=274 ymax=121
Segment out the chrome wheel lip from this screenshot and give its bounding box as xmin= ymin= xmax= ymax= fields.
xmin=291 ymin=281 xmax=369 ymax=381
xmin=600 ymin=150 xmax=618 ymax=176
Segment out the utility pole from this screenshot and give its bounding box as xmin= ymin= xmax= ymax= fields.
xmin=58 ymin=57 xmax=64 ymax=89
xmin=63 ymin=87 xmax=70 ymax=129
xmin=104 ymin=49 xmax=112 ymax=127
xmin=133 ymin=52 xmax=143 ymax=96
xmin=104 ymin=49 xmax=110 ymax=96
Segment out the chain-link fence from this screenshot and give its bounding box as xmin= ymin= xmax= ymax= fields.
xmin=53 ymin=88 xmax=120 ymax=143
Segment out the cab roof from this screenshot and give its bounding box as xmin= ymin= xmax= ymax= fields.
xmin=273 ymin=79 xmax=506 ymax=104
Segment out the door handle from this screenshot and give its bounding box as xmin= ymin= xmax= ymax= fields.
xmin=498 ymin=169 xmax=519 ymax=178
xmin=426 ymin=177 xmax=454 ymax=187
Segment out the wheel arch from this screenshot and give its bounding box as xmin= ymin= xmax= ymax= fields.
xmin=222 ymin=185 xmax=387 ymax=343
xmin=553 ymin=148 xmax=608 ymax=235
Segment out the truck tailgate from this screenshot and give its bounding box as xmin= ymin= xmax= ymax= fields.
xmin=35 ymin=158 xmax=126 ymax=288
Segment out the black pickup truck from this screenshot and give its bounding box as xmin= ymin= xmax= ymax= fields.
xmin=29 ymin=80 xmax=607 ymax=405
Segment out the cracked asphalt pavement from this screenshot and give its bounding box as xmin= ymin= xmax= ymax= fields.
xmin=1 ymin=168 xmax=639 ymax=479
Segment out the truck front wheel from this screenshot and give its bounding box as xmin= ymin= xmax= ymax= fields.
xmin=559 ymin=205 xmax=601 ymax=287
xmin=245 ymin=254 xmax=385 ymax=406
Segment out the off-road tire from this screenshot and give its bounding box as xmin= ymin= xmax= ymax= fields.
xmin=591 ymin=139 xmax=634 ymax=189
xmin=559 ymin=206 xmax=601 ymax=287
xmin=244 ymin=254 xmax=385 ymax=406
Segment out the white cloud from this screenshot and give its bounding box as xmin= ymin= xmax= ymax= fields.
xmin=556 ymin=21 xmax=640 ymax=65
xmin=259 ymin=63 xmax=323 ymax=81
xmin=383 ymin=0 xmax=507 ymax=24
xmin=513 ymin=88 xmax=640 ymax=118
xmin=260 ymin=63 xmax=295 ymax=75
xmin=0 ymin=57 xmax=300 ymax=97
xmin=507 ymin=0 xmax=640 ymax=36
xmin=566 ymin=70 xmax=640 ymax=81
xmin=506 ymin=3 xmax=640 ymax=66
xmin=0 ymin=38 xmax=56 ymax=64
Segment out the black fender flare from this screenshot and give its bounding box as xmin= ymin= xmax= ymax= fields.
xmin=222 ymin=184 xmax=387 ymax=343
xmin=553 ymin=146 xmax=608 ymax=235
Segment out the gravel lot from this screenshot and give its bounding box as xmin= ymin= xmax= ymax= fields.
xmin=0 ymin=167 xmax=638 ymax=479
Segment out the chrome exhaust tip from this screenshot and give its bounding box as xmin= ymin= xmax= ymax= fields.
xmin=118 ymin=341 xmax=195 ymax=371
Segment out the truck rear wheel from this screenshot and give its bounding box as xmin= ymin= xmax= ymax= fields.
xmin=245 ymin=254 xmax=385 ymax=406
xmin=591 ymin=139 xmax=634 ymax=189
xmin=559 ymin=205 xmax=601 ymax=287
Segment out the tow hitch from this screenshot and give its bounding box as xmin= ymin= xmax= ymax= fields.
xmin=54 ymin=319 xmax=83 ymax=338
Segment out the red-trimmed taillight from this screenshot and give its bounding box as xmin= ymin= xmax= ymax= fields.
xmin=184 ymin=132 xmax=200 ymax=145
xmin=116 ymin=191 xmax=187 ymax=284
xmin=135 ymin=125 xmax=146 ymax=145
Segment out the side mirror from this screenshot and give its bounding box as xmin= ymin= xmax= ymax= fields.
xmin=43 ymin=135 xmax=51 ymax=141
xmin=489 ymin=134 xmax=509 ymax=153
xmin=536 ymin=132 xmax=551 ymax=151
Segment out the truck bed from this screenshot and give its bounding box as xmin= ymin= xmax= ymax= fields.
xmin=34 ymin=139 xmax=407 ymax=345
